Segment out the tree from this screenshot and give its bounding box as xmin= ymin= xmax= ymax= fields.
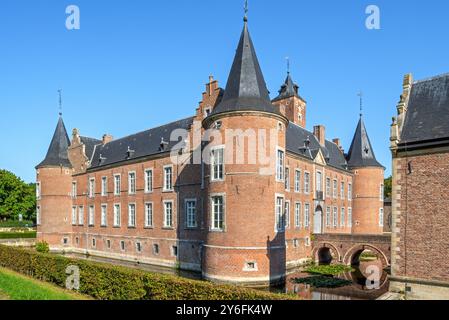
xmin=0 ymin=170 xmax=36 ymax=221
xmin=384 ymin=176 xmax=392 ymax=199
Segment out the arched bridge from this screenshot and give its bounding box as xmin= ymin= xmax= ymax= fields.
xmin=312 ymin=234 xmax=391 ymax=267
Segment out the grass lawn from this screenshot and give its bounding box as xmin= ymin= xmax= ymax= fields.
xmin=0 ymin=232 xmax=37 ymax=239
xmin=0 ymin=267 xmax=90 ymax=300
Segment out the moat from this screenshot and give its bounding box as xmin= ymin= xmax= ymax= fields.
xmin=62 ymin=253 xmax=388 ymax=300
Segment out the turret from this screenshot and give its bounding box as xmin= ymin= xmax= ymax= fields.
xmin=36 ymin=116 xmax=73 ymax=248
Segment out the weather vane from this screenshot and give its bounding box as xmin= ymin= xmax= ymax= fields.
xmin=358 ymin=90 xmax=363 ymax=118
xmin=286 ymin=56 xmax=290 ymax=74
xmin=58 ymin=89 xmax=63 ymax=116
xmin=244 ymin=0 xmax=248 ymax=21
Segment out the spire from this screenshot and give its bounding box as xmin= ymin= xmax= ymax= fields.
xmin=346 ymin=118 xmax=383 ymax=169
xmin=358 ymin=90 xmax=363 ymax=118
xmin=272 ymin=71 xmax=300 ymax=102
xmin=36 ymin=117 xmax=72 ymax=169
xmin=210 ymin=17 xmax=280 ymax=117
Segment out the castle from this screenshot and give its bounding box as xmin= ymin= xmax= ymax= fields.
xmin=36 ymin=14 xmax=385 ymax=285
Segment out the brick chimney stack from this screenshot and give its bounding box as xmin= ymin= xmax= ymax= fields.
xmin=102 ymin=134 xmax=113 ymax=145
xmin=313 ymin=125 xmax=326 ymax=145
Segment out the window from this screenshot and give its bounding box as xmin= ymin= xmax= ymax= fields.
xmin=211 ymin=147 xmax=224 ymax=181
xmin=101 ymin=177 xmax=107 ymax=196
xmin=36 ymin=182 xmax=41 ymax=199
xmin=348 ymin=208 xmax=353 ymax=227
xmin=341 ymin=208 xmax=346 ymax=227
xmin=185 ymin=200 xmax=197 ymax=228
xmin=106 ymin=239 xmax=111 ymax=249
xmin=75 ymin=237 xmax=79 ymax=245
xmin=89 ymin=178 xmax=95 ymax=198
xmin=275 ymin=196 xmax=284 ymax=232
xmin=164 ymin=166 xmax=173 ymax=191
xmin=294 ymin=170 xmax=301 ymax=193
xmin=380 ymin=184 xmax=385 ymax=201
xmin=295 ymin=202 xmax=301 ymax=228
xmin=120 ymin=241 xmax=125 ymax=251
xmin=276 ymin=150 xmax=285 ymax=181
xmin=71 ymin=182 xmax=77 ymax=199
xmin=305 ymin=237 xmax=311 ymax=247
xmin=304 ymin=204 xmax=310 ymax=228
xmin=128 ymin=172 xmax=136 ymax=195
xmin=284 ymin=201 xmax=290 ymax=228
xmin=164 ymin=201 xmax=173 ymax=228
xmin=136 ymin=242 xmax=142 ymax=253
xmin=326 ymin=178 xmax=331 ymax=198
xmin=316 ymin=171 xmax=323 ymax=192
xmin=379 ymin=208 xmax=384 ymax=227
xmin=211 ymin=196 xmax=224 ymax=231
xmin=128 ymin=204 xmax=136 ymax=227
xmin=145 ymin=203 xmax=153 ymax=228
xmin=72 ymin=207 xmax=77 ymax=225
xmin=36 ymin=206 xmax=41 ymax=225
xmin=333 ymin=207 xmax=338 ymax=228
xmin=113 ymin=204 xmax=121 ymax=227
xmin=304 ymin=172 xmax=310 ymax=194
xmin=114 ymin=174 xmax=121 ymax=196
xmin=340 ymin=182 xmax=345 ymax=200
xmin=348 ymin=183 xmax=352 ymax=201
xmin=63 ymin=238 xmax=69 ymax=245
xmin=92 ymin=238 xmax=96 ymax=248
xmin=172 ymin=246 xmax=178 ymax=257
xmin=153 ymin=244 xmax=159 ymax=255
xmin=78 ymin=206 xmax=84 ymax=226
xmin=333 ymin=180 xmax=338 ymax=199
xmin=88 ymin=205 xmax=95 ymax=226
xmin=285 ymin=168 xmax=290 ymax=190
xmin=145 ymin=169 xmax=153 ymax=193
xmin=101 ymin=205 xmax=107 ymax=227
xmin=326 ymin=207 xmax=331 ymax=227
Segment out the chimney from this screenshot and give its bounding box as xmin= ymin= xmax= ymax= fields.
xmin=206 ymin=75 xmax=218 ymax=96
xmin=102 ymin=134 xmax=113 ymax=145
xmin=333 ymin=138 xmax=341 ymax=148
xmin=313 ymin=125 xmax=326 ymax=146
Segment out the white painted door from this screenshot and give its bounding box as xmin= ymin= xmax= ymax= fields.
xmin=314 ymin=209 xmax=323 ymax=234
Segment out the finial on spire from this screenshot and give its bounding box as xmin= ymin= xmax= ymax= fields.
xmin=58 ymin=89 xmax=63 ymax=116
xmin=358 ymin=90 xmax=363 ymax=118
xmin=286 ymin=56 xmax=290 ymax=75
xmin=244 ymin=0 xmax=248 ymax=22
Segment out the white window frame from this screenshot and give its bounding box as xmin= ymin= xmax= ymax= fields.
xmin=294 ymin=202 xmax=302 ymax=228
xmin=348 ymin=207 xmax=353 ymax=227
xmin=78 ymin=206 xmax=84 ymax=226
xmin=379 ymin=208 xmax=384 ymax=227
xmin=88 ymin=205 xmax=95 ymax=227
xmin=316 ymin=170 xmax=323 ymax=192
xmin=71 ymin=206 xmax=77 ymax=225
xmin=163 ymin=200 xmax=174 ymax=228
xmin=211 ymin=146 xmax=225 ymax=182
xmin=380 ymin=184 xmax=385 ymax=201
xmin=285 ymin=167 xmax=290 ymax=191
xmin=276 ymin=148 xmax=285 ymax=182
xmin=348 ymin=183 xmax=352 ymax=201
xmin=144 ymin=169 xmax=153 ymax=193
xmin=88 ymin=178 xmax=95 ymax=198
xmin=128 ymin=171 xmax=136 ymax=195
xmin=333 ymin=179 xmax=338 ymax=199
xmin=36 ymin=206 xmax=41 ymax=225
xmin=101 ymin=177 xmax=107 ymax=196
xmin=326 ymin=206 xmax=331 ymax=227
xmin=284 ymin=200 xmax=291 ymax=229
xmin=114 ymin=174 xmax=121 ymax=196
xmin=128 ymin=203 xmax=136 ymax=228
xmin=340 ymin=181 xmax=345 ymax=200
xmin=185 ymin=199 xmax=198 ymax=229
xmin=101 ymin=204 xmax=107 ymax=227
xmin=326 ymin=177 xmax=331 ymax=198
xmin=36 ymin=182 xmax=41 ymax=200
xmin=144 ymin=202 xmax=153 ymax=228
xmin=340 ymin=207 xmax=346 ymax=227
xmin=113 ymin=204 xmax=121 ymax=227
xmin=211 ymin=194 xmax=225 ymax=232
xmin=163 ymin=165 xmax=174 ymax=192
xmin=333 ymin=206 xmax=338 ymax=228
xmin=71 ymin=181 xmax=77 ymax=199
xmin=304 ymin=203 xmax=310 ymax=228
xmin=275 ymin=194 xmax=285 ymax=232
xmin=304 ymin=171 xmax=310 ymax=194
xmin=294 ymin=170 xmax=301 ymax=193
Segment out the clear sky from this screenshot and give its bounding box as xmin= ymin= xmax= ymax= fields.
xmin=1 ymin=0 xmax=449 ymax=183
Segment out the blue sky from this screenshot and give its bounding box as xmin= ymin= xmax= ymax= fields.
xmin=1 ymin=0 xmax=449 ymax=183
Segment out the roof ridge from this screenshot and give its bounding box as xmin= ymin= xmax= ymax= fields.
xmin=413 ymin=72 xmax=449 ymax=84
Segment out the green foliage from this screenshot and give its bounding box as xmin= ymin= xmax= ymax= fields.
xmin=0 ymin=232 xmax=36 ymax=240
xmin=35 ymin=241 xmax=50 ymax=253
xmin=0 ymin=170 xmax=36 ymax=221
xmin=0 ymin=245 xmax=293 ymax=300
xmin=0 ymin=220 xmax=34 ymax=228
xmin=384 ymin=176 xmax=392 ymax=199
xmin=305 ymin=264 xmax=354 ymax=276
xmin=291 ymin=276 xmax=352 ymax=289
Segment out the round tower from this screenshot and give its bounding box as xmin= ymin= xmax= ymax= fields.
xmin=36 ymin=116 xmax=73 ymax=248
xmin=347 ymin=117 xmax=385 ymax=235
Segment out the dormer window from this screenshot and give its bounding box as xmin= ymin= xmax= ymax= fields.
xmin=213 ymin=121 xmax=222 ymax=130
xmin=126 ymin=147 xmax=135 ymax=159
xmin=204 ymin=108 xmax=212 ymax=118
xmin=160 ymin=138 xmax=169 ymax=152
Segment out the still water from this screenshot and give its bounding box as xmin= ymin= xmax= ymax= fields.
xmin=62 ymin=253 xmax=388 ymax=300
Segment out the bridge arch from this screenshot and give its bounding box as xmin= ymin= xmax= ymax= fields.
xmin=342 ymin=244 xmax=390 ymax=267
xmin=312 ymin=242 xmax=342 ymax=265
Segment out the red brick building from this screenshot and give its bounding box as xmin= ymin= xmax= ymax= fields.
xmin=36 ymin=16 xmax=384 ymax=285
xmin=390 ymin=73 xmax=449 ymax=299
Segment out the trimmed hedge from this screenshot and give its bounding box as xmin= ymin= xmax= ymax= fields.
xmin=0 ymin=232 xmax=37 ymax=239
xmin=0 ymin=245 xmax=293 ymax=300
xmin=0 ymin=221 xmax=34 ymax=228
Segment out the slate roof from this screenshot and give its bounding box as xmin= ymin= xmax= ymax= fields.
xmin=210 ymin=21 xmax=282 ymax=117
xmin=36 ymin=117 xmax=72 ymax=169
xmin=346 ymin=118 xmax=383 ymax=169
xmin=400 ymin=73 xmax=449 ymax=146
xmin=80 ymin=136 xmax=102 ymax=161
xmin=286 ymin=122 xmax=349 ymax=171
xmin=272 ymin=73 xmax=303 ymax=102
xmin=89 ymin=117 xmax=195 ymax=170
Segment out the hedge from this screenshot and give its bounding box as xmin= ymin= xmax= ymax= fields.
xmin=0 ymin=221 xmax=34 ymax=228
xmin=0 ymin=232 xmax=37 ymax=239
xmin=0 ymin=245 xmax=293 ymax=300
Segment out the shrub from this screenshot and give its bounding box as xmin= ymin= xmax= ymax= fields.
xmin=35 ymin=241 xmax=50 ymax=253
xmin=0 ymin=231 xmax=37 ymax=240
xmin=0 ymin=245 xmax=293 ymax=300
xmin=0 ymin=220 xmax=34 ymax=228
xmin=305 ymin=264 xmax=354 ymax=276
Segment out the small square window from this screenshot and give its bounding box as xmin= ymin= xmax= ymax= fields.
xmin=63 ymin=238 xmax=68 ymax=245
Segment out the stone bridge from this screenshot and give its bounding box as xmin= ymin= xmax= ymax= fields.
xmin=312 ymin=234 xmax=391 ymax=267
